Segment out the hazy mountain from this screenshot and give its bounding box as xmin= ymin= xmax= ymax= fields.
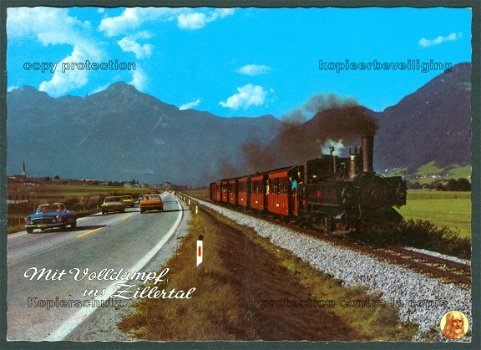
xmin=7 ymin=63 xmax=471 ymax=185
xmin=374 ymin=62 xmax=471 ymax=171
xmin=7 ymin=83 xmax=281 ymax=186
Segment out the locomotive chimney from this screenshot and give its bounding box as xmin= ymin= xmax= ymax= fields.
xmin=349 ymin=155 xmax=357 ymax=178
xmin=362 ymin=135 xmax=374 ymax=173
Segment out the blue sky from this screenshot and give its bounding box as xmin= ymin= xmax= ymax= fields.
xmin=7 ymin=7 xmax=472 ymax=117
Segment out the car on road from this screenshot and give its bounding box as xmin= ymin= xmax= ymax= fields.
xmin=139 ymin=194 xmax=163 ymax=213
xmin=101 ymin=196 xmax=125 ymax=215
xmin=24 ymin=203 xmax=77 ymax=233
xmin=121 ymin=195 xmax=134 ymax=208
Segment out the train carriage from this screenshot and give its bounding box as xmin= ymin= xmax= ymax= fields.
xmin=221 ymin=179 xmax=229 ymax=203
xmin=228 ymin=179 xmax=238 ymax=206
xmin=209 ymin=181 xmax=221 ymax=202
xmin=250 ymin=174 xmax=267 ymax=211
xmin=237 ymin=176 xmax=250 ymax=208
xmin=266 ymin=169 xmax=290 ymax=216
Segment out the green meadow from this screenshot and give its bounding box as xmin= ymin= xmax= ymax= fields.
xmin=397 ymin=190 xmax=471 ymax=238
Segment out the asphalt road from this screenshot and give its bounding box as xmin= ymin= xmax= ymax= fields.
xmin=7 ymin=192 xmax=183 ymax=341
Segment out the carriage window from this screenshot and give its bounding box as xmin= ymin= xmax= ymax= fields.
xmin=239 ymin=181 xmax=247 ymax=192
xmin=272 ymin=178 xmax=279 ymax=194
xmin=279 ymin=178 xmax=288 ymax=194
xmin=252 ymin=180 xmax=263 ymax=193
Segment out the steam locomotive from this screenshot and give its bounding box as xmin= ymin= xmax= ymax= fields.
xmin=209 ymin=136 xmax=406 ymax=233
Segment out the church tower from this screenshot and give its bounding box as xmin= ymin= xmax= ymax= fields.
xmin=21 ymin=160 xmax=26 ymax=177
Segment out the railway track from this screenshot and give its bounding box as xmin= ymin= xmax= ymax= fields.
xmin=298 ymin=225 xmax=471 ymax=287
xmin=182 ymin=194 xmax=471 ymax=287
xmin=374 ymin=246 xmax=471 ymax=286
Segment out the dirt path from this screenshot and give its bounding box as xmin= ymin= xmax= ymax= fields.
xmin=203 ymin=209 xmax=358 ymax=340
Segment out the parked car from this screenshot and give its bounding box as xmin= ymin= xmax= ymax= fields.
xmin=101 ymin=196 xmax=125 ymax=215
xmin=121 ymin=195 xmax=134 ymax=208
xmin=139 ymin=194 xmax=163 ymax=213
xmin=24 ymin=203 xmax=77 ymax=234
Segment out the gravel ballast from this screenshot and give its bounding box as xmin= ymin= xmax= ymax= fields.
xmin=197 ymin=199 xmax=472 ymax=340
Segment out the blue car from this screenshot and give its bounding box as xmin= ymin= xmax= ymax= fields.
xmin=25 ymin=203 xmax=77 ymax=234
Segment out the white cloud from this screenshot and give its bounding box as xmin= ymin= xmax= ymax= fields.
xmin=219 ymin=84 xmax=267 ymax=110
xmin=419 ymin=32 xmax=461 ymax=47
xmin=179 ymin=98 xmax=201 ymax=110
xmin=98 ymin=8 xmax=175 ymax=37
xmin=129 ymin=66 xmax=147 ymax=91
xmin=8 ymin=7 xmax=102 ymax=97
xmin=236 ymin=64 xmax=271 ymax=76
xmin=89 ymin=83 xmax=111 ymax=95
xmin=39 ymin=46 xmax=92 ymax=96
xmin=177 ymin=8 xmax=234 ymax=30
xmin=118 ymin=31 xmax=154 ymax=59
xmin=177 ymin=12 xmax=209 ymax=30
xmin=8 ymin=7 xmax=94 ymax=45
xmin=98 ymin=8 xmax=234 ymax=36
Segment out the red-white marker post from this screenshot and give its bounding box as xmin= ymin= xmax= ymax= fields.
xmin=197 ymin=235 xmax=203 ymax=267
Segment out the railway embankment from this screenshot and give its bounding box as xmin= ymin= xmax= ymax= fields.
xmin=194 ymin=197 xmax=472 ymax=341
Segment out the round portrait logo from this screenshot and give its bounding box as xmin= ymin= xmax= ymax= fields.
xmin=440 ymin=311 xmax=469 ymax=339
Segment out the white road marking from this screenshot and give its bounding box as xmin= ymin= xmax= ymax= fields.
xmin=45 ymin=196 xmax=183 ymax=341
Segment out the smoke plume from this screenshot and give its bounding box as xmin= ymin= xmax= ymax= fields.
xmin=243 ymin=93 xmax=378 ymax=172
xmin=321 ymin=139 xmax=345 ymax=156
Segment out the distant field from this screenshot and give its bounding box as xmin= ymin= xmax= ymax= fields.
xmin=24 ymin=184 xmax=150 ymax=195
xmin=397 ymin=190 xmax=471 ymax=238
xmin=410 ymin=162 xmax=471 ymax=185
xmin=413 ymin=161 xmax=444 ymax=176
xmin=447 ymin=165 xmax=472 ymax=179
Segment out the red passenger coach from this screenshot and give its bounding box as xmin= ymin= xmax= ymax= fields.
xmin=237 ymin=177 xmax=249 ymax=208
xmin=228 ymin=179 xmax=238 ymax=205
xmin=221 ymin=179 xmax=229 ymax=203
xmin=250 ymin=174 xmax=266 ymax=211
xmin=267 ymin=169 xmax=291 ymax=217
xmin=209 ymin=181 xmax=221 ymax=202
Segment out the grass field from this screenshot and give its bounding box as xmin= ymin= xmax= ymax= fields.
xmin=397 ymin=190 xmax=471 ymax=238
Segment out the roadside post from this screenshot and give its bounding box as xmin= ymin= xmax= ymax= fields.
xmin=197 ymin=234 xmax=203 ymax=267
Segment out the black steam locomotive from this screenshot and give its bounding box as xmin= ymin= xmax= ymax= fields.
xmin=210 ymin=136 xmax=406 ymax=233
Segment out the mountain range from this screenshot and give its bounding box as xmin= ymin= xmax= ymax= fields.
xmin=6 ymin=63 xmax=471 ymax=185
xmin=375 ymin=62 xmax=471 ymax=171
